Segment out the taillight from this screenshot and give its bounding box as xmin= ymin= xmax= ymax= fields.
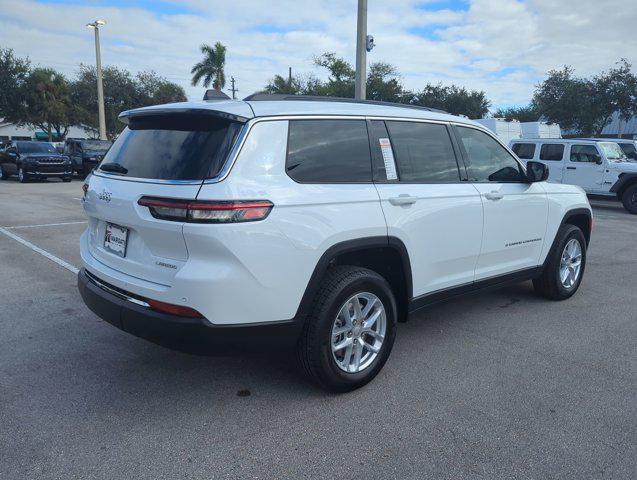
xmin=147 ymin=299 xmax=203 ymax=318
xmin=82 ymin=183 xmax=88 ymax=198
xmin=137 ymin=197 xmax=273 ymax=223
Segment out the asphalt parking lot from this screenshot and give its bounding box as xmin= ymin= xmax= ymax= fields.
xmin=0 ymin=178 xmax=635 ymax=480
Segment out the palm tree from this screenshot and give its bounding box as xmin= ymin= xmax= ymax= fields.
xmin=191 ymin=42 xmax=227 ymax=91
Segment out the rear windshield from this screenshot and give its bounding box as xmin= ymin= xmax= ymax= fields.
xmin=99 ymin=114 xmax=242 ymax=180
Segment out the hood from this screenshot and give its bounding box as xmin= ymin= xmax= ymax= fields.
xmin=23 ymin=152 xmax=67 ymax=159
xmin=612 ymin=161 xmax=637 ymax=173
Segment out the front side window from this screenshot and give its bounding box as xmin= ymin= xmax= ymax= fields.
xmin=455 ymin=126 xmax=524 ymax=182
xmin=619 ymin=143 xmax=637 ymax=161
xmin=384 ymin=121 xmax=460 ymax=182
xmin=100 ymin=114 xmax=242 ymax=180
xmin=511 ymin=143 xmax=536 ymax=160
xmin=540 ymin=144 xmax=565 ymax=161
xmin=599 ymin=142 xmax=627 ymax=162
xmin=570 ymin=145 xmax=600 ymax=163
xmin=286 ymin=119 xmax=372 ymax=183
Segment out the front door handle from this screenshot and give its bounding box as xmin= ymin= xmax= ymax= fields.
xmin=388 ymin=195 xmax=418 ymax=206
xmin=484 ymin=191 xmax=504 ymax=201
xmin=566 ymin=166 xmax=576 ymax=170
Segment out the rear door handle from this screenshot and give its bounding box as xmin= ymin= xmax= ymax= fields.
xmin=388 ymin=195 xmax=418 ymax=206
xmin=566 ymin=166 xmax=576 ymax=170
xmin=484 ymin=191 xmax=503 ymax=201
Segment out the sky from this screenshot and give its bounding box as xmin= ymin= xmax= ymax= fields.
xmin=0 ymin=0 xmax=635 ymax=110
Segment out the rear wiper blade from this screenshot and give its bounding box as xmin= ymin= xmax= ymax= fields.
xmin=100 ymin=163 xmax=128 ymax=174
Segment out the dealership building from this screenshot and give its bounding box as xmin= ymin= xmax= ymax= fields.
xmin=0 ymin=120 xmax=91 ymax=142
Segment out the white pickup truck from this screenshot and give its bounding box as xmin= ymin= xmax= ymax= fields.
xmin=511 ymin=138 xmax=637 ymax=214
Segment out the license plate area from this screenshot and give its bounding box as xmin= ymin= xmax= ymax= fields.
xmin=104 ymin=223 xmax=129 ymax=257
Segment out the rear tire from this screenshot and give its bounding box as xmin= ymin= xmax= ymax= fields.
xmin=18 ymin=166 xmax=29 ymax=183
xmin=0 ymin=165 xmax=8 ymax=180
xmin=621 ymin=184 xmax=637 ymax=214
xmin=297 ymin=266 xmax=397 ymax=392
xmin=533 ymin=224 xmax=586 ymax=300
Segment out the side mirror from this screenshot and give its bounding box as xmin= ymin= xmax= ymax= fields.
xmin=595 ymin=156 xmax=603 ymax=165
xmin=526 ymin=161 xmax=549 ymax=183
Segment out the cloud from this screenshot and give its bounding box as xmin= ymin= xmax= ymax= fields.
xmin=0 ymin=0 xmax=635 ymax=109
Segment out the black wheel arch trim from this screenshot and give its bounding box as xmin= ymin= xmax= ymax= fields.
xmin=294 ymin=236 xmax=413 ymax=320
xmin=560 ymin=207 xmax=592 ymax=245
xmin=609 ymin=173 xmax=637 ymax=196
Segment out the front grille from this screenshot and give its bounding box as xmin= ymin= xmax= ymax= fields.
xmin=38 ymin=157 xmax=65 ymax=164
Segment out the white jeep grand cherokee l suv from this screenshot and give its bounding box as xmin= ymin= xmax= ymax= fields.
xmin=78 ymin=95 xmax=592 ymax=392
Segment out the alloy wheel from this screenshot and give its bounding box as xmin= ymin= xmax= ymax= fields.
xmin=331 ymin=292 xmax=387 ymax=373
xmin=559 ymin=238 xmax=582 ymax=289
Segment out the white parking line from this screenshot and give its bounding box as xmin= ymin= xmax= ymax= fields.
xmin=5 ymin=221 xmax=87 ymax=230
xmin=0 ymin=226 xmax=79 ymax=274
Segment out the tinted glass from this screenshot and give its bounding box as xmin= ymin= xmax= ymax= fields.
xmin=100 ymin=114 xmax=242 ymax=180
xmin=385 ymin=121 xmax=459 ymax=182
xmin=540 ymin=144 xmax=564 ymax=161
xmin=512 ymin=143 xmax=536 ymax=159
xmin=16 ymin=142 xmax=58 ymax=154
xmin=456 ymin=127 xmax=524 ymax=182
xmin=81 ymin=140 xmax=112 ymax=154
xmin=619 ymin=143 xmax=637 ymax=161
xmin=570 ymin=145 xmax=600 ymax=163
xmin=286 ymin=120 xmax=371 ymax=183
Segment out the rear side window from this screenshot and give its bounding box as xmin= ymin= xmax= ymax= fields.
xmin=385 ymin=121 xmax=460 ymax=182
xmin=570 ymin=145 xmax=600 ymax=163
xmin=100 ymin=114 xmax=242 ymax=180
xmin=286 ymin=120 xmax=371 ymax=183
xmin=455 ymin=126 xmax=524 ymax=182
xmin=512 ymin=143 xmax=536 ymax=160
xmin=540 ymin=144 xmax=565 ymax=161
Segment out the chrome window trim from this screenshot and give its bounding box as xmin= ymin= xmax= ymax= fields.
xmin=203 ymin=114 xmax=468 ymax=184
xmin=450 ymin=121 xmax=527 ymax=173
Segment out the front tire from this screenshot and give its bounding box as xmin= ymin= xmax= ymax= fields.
xmin=297 ymin=266 xmax=397 ymax=392
xmin=18 ymin=166 xmax=29 ymax=183
xmin=533 ymin=224 xmax=586 ymax=300
xmin=621 ymin=184 xmax=637 ymax=214
xmin=0 ymin=164 xmax=8 ymax=180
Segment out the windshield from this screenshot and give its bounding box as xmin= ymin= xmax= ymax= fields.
xmin=16 ymin=142 xmax=58 ymax=154
xmin=618 ymin=143 xmax=637 ymax=162
xmin=99 ymin=114 xmax=242 ymax=180
xmin=80 ymin=140 xmax=112 ymax=154
xmin=599 ymin=142 xmax=628 ymax=162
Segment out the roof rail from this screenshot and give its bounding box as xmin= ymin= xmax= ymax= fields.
xmin=242 ymin=93 xmax=447 ymax=114
xmin=203 ymin=89 xmax=231 ymax=100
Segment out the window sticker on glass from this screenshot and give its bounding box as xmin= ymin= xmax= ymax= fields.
xmin=379 ymin=138 xmax=398 ymax=180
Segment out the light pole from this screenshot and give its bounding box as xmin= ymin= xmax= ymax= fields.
xmin=87 ymin=20 xmax=107 ymax=140
xmin=354 ymin=0 xmax=367 ymax=100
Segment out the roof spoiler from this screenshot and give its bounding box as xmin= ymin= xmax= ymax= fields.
xmin=203 ymin=89 xmax=231 ymax=100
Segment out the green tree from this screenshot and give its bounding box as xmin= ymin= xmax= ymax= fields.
xmin=72 ymin=65 xmax=187 ymax=139
xmin=0 ymin=48 xmax=30 ymax=123
xmin=191 ymin=42 xmax=227 ymax=90
xmin=136 ymin=70 xmax=187 ymax=104
xmin=411 ymin=83 xmax=490 ymax=118
xmin=366 ymin=62 xmax=405 ymax=103
xmin=263 ymin=74 xmax=304 ymax=95
xmin=596 ymin=59 xmax=637 ymax=137
xmin=71 ymin=65 xmax=138 ymax=138
xmin=21 ymin=68 xmax=75 ymax=141
xmin=493 ymin=105 xmax=540 ymax=122
xmin=312 ymin=52 xmax=355 ymax=97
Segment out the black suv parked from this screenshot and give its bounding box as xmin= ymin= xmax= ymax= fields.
xmin=64 ymin=138 xmax=112 ymax=176
xmin=0 ymin=141 xmax=73 ymax=183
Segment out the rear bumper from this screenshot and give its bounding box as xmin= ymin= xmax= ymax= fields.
xmin=77 ymin=268 xmax=303 ymax=351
